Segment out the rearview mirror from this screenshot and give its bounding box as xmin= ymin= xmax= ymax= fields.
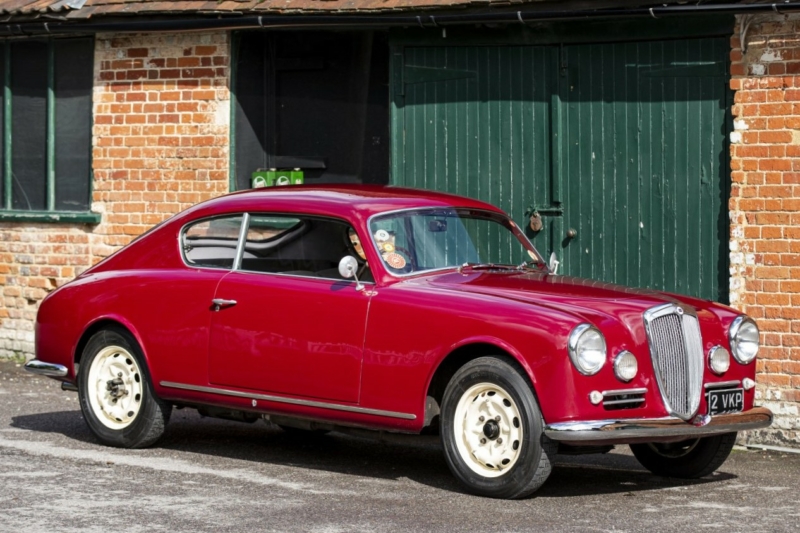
xmin=428 ymin=219 xmax=448 ymax=232
xmin=338 ymin=255 xmax=364 ymax=291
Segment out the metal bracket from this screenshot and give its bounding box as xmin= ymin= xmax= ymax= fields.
xmin=530 ymin=205 xmax=564 ymax=217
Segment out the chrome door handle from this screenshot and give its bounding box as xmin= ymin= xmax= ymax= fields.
xmin=211 ymin=298 xmax=237 ymax=311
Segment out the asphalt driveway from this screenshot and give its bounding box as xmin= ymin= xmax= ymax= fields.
xmin=1 ymin=360 xmax=798 ymax=533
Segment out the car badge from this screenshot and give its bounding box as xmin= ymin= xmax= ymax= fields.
xmin=676 ymin=307 xmax=684 ymax=316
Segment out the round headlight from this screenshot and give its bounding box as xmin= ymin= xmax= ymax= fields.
xmin=730 ymin=316 xmax=759 ymax=364
xmin=613 ymin=351 xmax=638 ymax=382
xmin=568 ymin=324 xmax=607 ymax=375
xmin=708 ymin=346 xmax=731 ymax=375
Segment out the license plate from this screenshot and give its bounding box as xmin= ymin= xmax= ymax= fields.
xmin=707 ymin=388 xmax=744 ymax=416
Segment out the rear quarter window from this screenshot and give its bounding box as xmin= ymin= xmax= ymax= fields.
xmin=182 ymin=215 xmax=244 ymax=269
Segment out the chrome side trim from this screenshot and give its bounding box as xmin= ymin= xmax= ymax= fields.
xmin=232 ymin=212 xmax=250 ymax=271
xmin=24 ymin=360 xmax=68 ymax=377
xmin=160 ymin=381 xmax=417 ymax=420
xmin=705 ymin=380 xmax=741 ymax=390
xmin=544 ymin=406 xmax=773 ymax=444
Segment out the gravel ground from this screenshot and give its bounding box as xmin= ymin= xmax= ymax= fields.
xmin=1 ymin=360 xmax=798 ymax=533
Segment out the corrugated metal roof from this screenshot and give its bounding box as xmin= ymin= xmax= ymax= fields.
xmin=0 ymin=0 xmax=556 ymax=18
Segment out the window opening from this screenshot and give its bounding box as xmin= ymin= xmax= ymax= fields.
xmin=183 ymin=215 xmax=245 ymax=269
xmin=232 ymin=31 xmax=390 ymax=190
xmin=239 ymin=214 xmax=373 ymax=282
xmin=1 ymin=38 xmax=93 ymax=215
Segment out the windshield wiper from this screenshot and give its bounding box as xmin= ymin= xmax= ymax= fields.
xmin=517 ymin=259 xmax=548 ymax=271
xmin=458 ymin=262 xmax=523 ymax=274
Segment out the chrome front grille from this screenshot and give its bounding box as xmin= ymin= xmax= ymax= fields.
xmin=643 ymin=304 xmax=704 ymax=420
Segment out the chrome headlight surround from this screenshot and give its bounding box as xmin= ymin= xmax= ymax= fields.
xmin=729 ymin=316 xmax=759 ymax=365
xmin=568 ymin=324 xmax=607 ymax=376
xmin=708 ymin=345 xmax=731 ymax=375
xmin=613 ymin=351 xmax=638 ymax=382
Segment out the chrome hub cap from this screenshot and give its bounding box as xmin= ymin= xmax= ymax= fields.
xmin=87 ymin=346 xmax=143 ymax=430
xmin=453 ymin=383 xmax=523 ymax=477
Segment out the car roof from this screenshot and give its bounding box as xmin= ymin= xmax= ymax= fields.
xmin=183 ymin=184 xmax=504 ymax=221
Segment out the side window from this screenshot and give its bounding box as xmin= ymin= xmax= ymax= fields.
xmin=182 ymin=215 xmax=244 ymax=269
xmin=240 ymin=214 xmax=371 ymax=281
xmin=245 ymin=216 xmax=302 ymax=243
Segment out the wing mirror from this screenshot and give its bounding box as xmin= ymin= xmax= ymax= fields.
xmin=338 ymin=255 xmax=364 ymax=291
xmin=548 ymin=252 xmax=560 ymax=275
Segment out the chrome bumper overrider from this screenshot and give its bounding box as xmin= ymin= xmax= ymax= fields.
xmin=544 ymin=407 xmax=773 ymax=445
xmin=24 ymin=359 xmax=69 ymax=378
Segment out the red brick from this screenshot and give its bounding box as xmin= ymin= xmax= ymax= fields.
xmin=761 ymin=103 xmax=793 ymax=115
xmin=760 ymin=130 xmax=793 ymax=143
xmin=759 ymin=159 xmax=793 ymax=171
xmin=177 ymin=57 xmax=200 ymax=68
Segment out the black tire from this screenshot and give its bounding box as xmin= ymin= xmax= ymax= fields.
xmin=77 ymin=328 xmax=171 ymax=448
xmin=629 ymin=432 xmax=737 ymax=478
xmin=441 ymin=356 xmax=555 ymax=499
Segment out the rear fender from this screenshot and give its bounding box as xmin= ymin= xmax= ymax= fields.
xmin=75 ymin=315 xmax=152 ymax=378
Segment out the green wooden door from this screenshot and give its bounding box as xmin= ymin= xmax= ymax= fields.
xmin=559 ymin=39 xmax=730 ymax=302
xmin=391 ymin=38 xmax=730 ymax=302
xmin=391 ymin=46 xmax=562 ymax=261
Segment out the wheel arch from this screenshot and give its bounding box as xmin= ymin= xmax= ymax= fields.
xmin=423 ymin=338 xmax=542 ymax=430
xmin=74 ymin=316 xmax=150 ymax=374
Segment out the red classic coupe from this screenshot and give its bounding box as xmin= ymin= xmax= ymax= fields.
xmin=26 ymin=185 xmax=771 ymax=499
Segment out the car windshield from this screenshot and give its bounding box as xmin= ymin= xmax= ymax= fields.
xmin=369 ymin=208 xmax=545 ymax=276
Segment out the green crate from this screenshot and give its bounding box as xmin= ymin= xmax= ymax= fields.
xmin=252 ymin=168 xmax=304 ymax=188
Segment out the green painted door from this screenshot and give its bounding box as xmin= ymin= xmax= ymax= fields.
xmin=391 ymin=38 xmax=730 ymax=302
xmin=559 ymin=39 xmax=730 ymax=302
xmin=390 ymin=46 xmax=562 ymax=264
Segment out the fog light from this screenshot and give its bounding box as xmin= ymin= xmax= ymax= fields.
xmin=589 ymin=390 xmax=603 ymax=405
xmin=743 ymin=377 xmax=756 ymax=390
xmin=708 ymin=346 xmax=731 ymax=375
xmin=613 ymin=351 xmax=638 ymax=382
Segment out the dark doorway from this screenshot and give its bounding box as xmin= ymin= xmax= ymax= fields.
xmin=233 ymin=31 xmax=390 ymax=190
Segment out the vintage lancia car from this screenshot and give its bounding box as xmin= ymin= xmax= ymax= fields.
xmin=26 ymin=185 xmax=771 ymax=499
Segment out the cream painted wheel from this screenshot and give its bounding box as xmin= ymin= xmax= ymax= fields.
xmin=78 ymin=328 xmax=170 ymax=448
xmin=453 ymin=383 xmax=523 ymax=477
xmin=87 ymin=345 xmax=144 ymax=430
xmin=441 ymin=357 xmax=555 ymax=499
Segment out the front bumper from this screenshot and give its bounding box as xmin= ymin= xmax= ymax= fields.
xmin=544 ymin=407 xmax=773 ymax=446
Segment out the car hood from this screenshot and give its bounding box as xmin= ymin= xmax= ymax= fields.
xmin=419 ymin=269 xmax=687 ymax=332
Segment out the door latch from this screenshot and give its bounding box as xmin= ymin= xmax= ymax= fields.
xmin=524 ymin=204 xmax=563 ymax=232
xmin=211 ymin=298 xmax=237 ymax=311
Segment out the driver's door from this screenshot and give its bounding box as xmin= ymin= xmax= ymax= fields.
xmin=208 ymin=214 xmax=372 ymax=403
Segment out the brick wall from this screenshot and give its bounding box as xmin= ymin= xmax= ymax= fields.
xmin=0 ymin=31 xmax=230 ymax=359
xmin=0 ymin=228 xmax=93 ymax=357
xmin=730 ymin=14 xmax=800 ymax=447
